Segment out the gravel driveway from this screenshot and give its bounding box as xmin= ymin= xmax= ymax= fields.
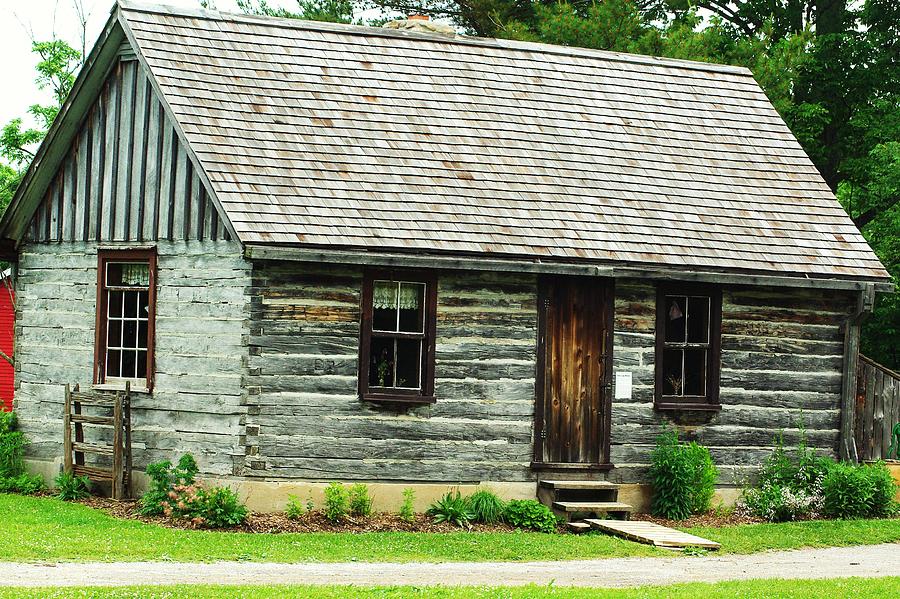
xmin=2 ymin=543 xmax=898 ymax=588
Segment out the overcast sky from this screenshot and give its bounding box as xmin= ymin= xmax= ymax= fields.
xmin=0 ymin=0 xmax=286 ymax=129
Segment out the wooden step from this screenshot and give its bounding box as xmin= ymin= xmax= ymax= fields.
xmin=552 ymin=501 xmax=634 ymax=513
xmin=73 ymin=442 xmax=115 ymax=456
xmin=584 ymin=519 xmax=720 ymax=550
xmin=73 ymin=465 xmax=114 ymax=481
xmin=566 ymin=521 xmax=592 ymax=533
xmin=70 ymin=414 xmax=115 ymax=426
xmin=540 ymin=480 xmax=619 ymax=490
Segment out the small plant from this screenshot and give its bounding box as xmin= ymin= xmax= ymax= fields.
xmin=426 ymin=490 xmax=474 ymax=528
xmin=399 ymin=487 xmax=416 ymax=522
xmin=324 ymin=482 xmax=350 ymax=523
xmin=306 ymin=494 xmax=315 ymax=513
xmin=348 ymin=484 xmax=373 ymax=518
xmin=140 ymin=454 xmax=199 ymax=516
xmin=888 ymin=423 xmax=900 ymax=460
xmin=649 ymin=429 xmax=718 ymax=520
xmin=502 ymin=499 xmax=558 ymax=533
xmin=0 ymin=411 xmax=26 ymax=480
xmin=468 ymin=489 xmax=505 ymax=524
xmin=54 ymin=472 xmax=90 ymax=500
xmin=189 ymin=486 xmax=248 ymax=528
xmin=285 ymin=494 xmax=305 ymax=520
xmin=0 ymin=472 xmax=45 ymax=494
xmin=823 ymin=461 xmax=897 ymax=519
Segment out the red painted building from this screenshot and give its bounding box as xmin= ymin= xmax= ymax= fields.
xmin=0 ymin=274 xmax=13 ymax=411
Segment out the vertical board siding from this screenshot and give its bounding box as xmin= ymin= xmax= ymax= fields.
xmin=855 ymin=356 xmax=900 ymax=461
xmin=610 ymin=280 xmax=852 ymax=483
xmin=25 ymin=59 xmax=227 ymax=244
xmin=244 ymin=263 xmax=537 ymax=482
xmin=14 ymin=241 xmax=250 ymax=476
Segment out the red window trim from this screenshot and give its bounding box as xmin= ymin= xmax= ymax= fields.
xmin=358 ymin=269 xmax=437 ymax=404
xmin=94 ymin=249 xmax=157 ymax=391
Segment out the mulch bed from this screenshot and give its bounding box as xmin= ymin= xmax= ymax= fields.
xmin=76 ymin=496 xmax=522 ymax=534
xmin=632 ymin=511 xmax=762 ymax=528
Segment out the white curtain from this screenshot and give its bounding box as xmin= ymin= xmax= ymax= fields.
xmin=373 ymin=281 xmax=422 ymax=310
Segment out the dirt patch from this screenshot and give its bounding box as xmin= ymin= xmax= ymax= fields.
xmin=76 ymin=496 xmax=541 ymax=534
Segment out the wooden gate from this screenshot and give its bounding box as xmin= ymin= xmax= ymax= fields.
xmin=854 ymin=355 xmax=900 ymax=461
xmin=533 ymin=276 xmax=612 ymax=468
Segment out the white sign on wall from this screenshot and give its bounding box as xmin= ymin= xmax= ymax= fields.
xmin=614 ymin=371 xmax=633 ymax=400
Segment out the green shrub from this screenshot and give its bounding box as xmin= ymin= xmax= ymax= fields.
xmin=54 ymin=472 xmax=90 ymax=500
xmin=823 ymin=461 xmax=897 ymax=519
xmin=348 ymin=484 xmax=373 ymax=518
xmin=139 ymin=454 xmax=199 ymax=516
xmin=468 ymin=489 xmax=505 ymax=524
xmin=399 ymin=488 xmax=415 ymax=522
xmin=0 ymin=412 xmax=25 ymax=479
xmin=0 ymin=472 xmax=45 ymax=494
xmin=502 ymin=499 xmax=557 ymax=533
xmin=324 ymin=482 xmax=350 ymax=523
xmin=426 ymin=490 xmax=474 ymax=528
xmin=649 ymin=430 xmax=718 ymax=520
xmin=285 ymin=494 xmax=305 ymax=520
xmin=187 ymin=486 xmax=248 ymax=528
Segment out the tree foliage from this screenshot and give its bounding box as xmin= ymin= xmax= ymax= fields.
xmin=0 ymin=39 xmax=81 ymax=211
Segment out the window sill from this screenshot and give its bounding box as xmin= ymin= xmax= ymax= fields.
xmin=362 ymin=393 xmax=435 ymax=405
xmin=531 ymin=462 xmax=614 ymax=472
xmin=93 ymin=382 xmax=150 ymax=394
xmin=654 ymin=402 xmax=721 ymax=412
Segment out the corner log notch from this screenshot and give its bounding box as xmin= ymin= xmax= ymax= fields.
xmin=840 ymin=283 xmax=876 ymax=462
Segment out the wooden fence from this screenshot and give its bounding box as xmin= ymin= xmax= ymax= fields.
xmin=855 ymin=355 xmax=900 ymax=461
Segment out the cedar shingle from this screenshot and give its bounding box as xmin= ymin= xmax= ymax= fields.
xmin=120 ymin=5 xmax=889 ymax=280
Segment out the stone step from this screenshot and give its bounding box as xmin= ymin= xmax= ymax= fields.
xmin=552 ymin=501 xmax=634 ymax=514
xmin=539 ymin=480 xmax=619 ymax=491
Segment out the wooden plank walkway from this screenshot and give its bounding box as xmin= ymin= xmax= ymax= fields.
xmin=584 ymin=519 xmax=721 ymax=550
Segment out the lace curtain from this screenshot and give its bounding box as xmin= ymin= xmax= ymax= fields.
xmin=373 ymin=282 xmax=422 ymax=310
xmin=120 ymin=263 xmax=150 ymax=287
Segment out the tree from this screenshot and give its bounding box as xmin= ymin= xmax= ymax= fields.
xmin=236 ymin=0 xmax=359 ymax=23
xmin=0 ymin=39 xmax=82 ymax=211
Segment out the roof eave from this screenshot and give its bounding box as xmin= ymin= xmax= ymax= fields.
xmin=244 ymin=244 xmax=895 ymax=293
xmin=0 ymin=10 xmax=126 ymax=246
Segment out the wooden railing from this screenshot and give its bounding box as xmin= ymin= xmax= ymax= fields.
xmin=63 ymin=383 xmax=132 ymax=499
xmin=855 ymin=355 xmax=900 ymax=461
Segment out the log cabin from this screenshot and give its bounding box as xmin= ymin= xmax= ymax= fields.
xmin=0 ymin=1 xmax=892 ymax=513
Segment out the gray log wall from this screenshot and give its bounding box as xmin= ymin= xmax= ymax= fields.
xmin=243 ymin=262 xmax=537 ymax=482
xmin=15 ymin=241 xmax=249 ymax=476
xmin=611 ymin=279 xmax=852 ymax=484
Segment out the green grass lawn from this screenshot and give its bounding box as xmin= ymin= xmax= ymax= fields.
xmin=2 ymin=579 xmax=898 ymax=599
xmin=2 ymin=493 xmax=899 ymax=563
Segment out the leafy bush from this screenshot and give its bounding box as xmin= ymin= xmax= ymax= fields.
xmin=399 ymin=488 xmax=415 ymax=522
xmin=285 ymin=494 xmax=305 ymax=520
xmin=348 ymin=484 xmax=373 ymax=518
xmin=823 ymin=461 xmax=897 ymax=519
xmin=426 ymin=490 xmax=474 ymax=528
xmin=324 ymin=482 xmax=350 ymax=523
xmin=0 ymin=411 xmax=26 ymax=480
xmin=502 ymin=499 xmax=557 ymax=533
xmin=140 ymin=454 xmax=199 ymax=516
xmin=468 ymin=489 xmax=505 ymax=524
xmin=54 ymin=472 xmax=90 ymax=500
xmin=189 ymin=486 xmax=248 ymax=528
xmin=138 ymin=453 xmax=247 ymax=528
xmin=649 ymin=430 xmax=718 ymax=520
xmin=737 ymin=432 xmax=833 ymax=522
xmin=0 ymin=472 xmax=45 ymax=494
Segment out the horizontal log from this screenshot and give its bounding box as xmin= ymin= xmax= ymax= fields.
xmin=720 ymin=351 xmax=842 ymax=372
xmin=258 ymin=415 xmax=532 ymax=443
xmin=258 ymin=435 xmax=532 ymax=462
xmin=253 ymin=456 xmax=533 ymax=482
xmin=720 ymin=369 xmax=843 ymax=393
xmin=721 ymin=335 xmax=843 ymax=356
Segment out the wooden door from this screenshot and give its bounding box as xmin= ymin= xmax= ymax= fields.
xmin=534 ymin=276 xmax=612 ymax=466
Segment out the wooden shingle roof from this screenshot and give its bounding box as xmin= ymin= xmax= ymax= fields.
xmin=116 ymin=2 xmax=888 ymax=281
